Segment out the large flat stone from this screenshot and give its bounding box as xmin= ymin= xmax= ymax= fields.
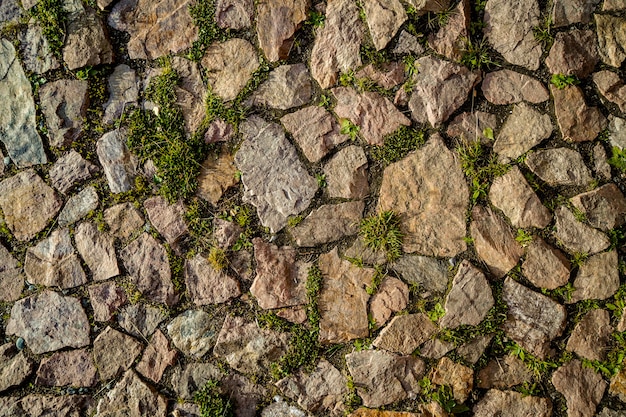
xmin=0 ymin=343 xmax=33 ymax=393
xmin=553 ymin=206 xmax=610 ymax=255
xmin=35 ymin=348 xmax=97 ymax=388
xmin=184 ymin=254 xmax=241 ymax=305
xmin=290 ymin=201 xmax=364 ymax=247
xmin=250 ymin=64 xmax=312 ymax=110
xmin=473 ymin=390 xmax=552 ymax=417
xmin=203 ymin=38 xmax=259 ymax=102
xmin=95 ymin=370 xmax=167 ymax=417
xmin=93 ymin=326 xmax=143 ymax=381
xmin=256 ymin=0 xmax=307 ymax=62
xmin=493 ymin=102 xmax=553 ymax=161
xmin=552 ymin=360 xmax=606 ymax=417
xmin=482 ymin=70 xmax=548 ymax=104
xmin=363 ymin=0 xmax=406 ymax=50
xmin=569 ymin=251 xmax=619 ymax=303
xmin=570 ymin=184 xmax=626 ymax=231
xmin=595 ymin=14 xmax=626 ymax=67
xmin=552 ymin=85 xmax=606 ymax=143
xmin=373 ymin=313 xmax=437 ymax=355
xmin=525 ymin=148 xmax=593 ymax=186
xmin=39 ymin=79 xmax=89 ymax=147
xmin=96 ymin=129 xmax=138 ymax=194
xmin=522 ymin=238 xmax=571 ymax=290
xmin=0 ymin=243 xmax=23 ymax=302
xmin=75 ymin=222 xmax=119 ymax=281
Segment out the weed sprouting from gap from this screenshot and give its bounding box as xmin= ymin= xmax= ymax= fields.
xmin=30 ymin=0 xmax=67 ymax=59
xmin=359 ymin=211 xmax=403 ymax=262
xmin=460 ymin=38 xmax=499 ymax=71
xmin=187 ymin=0 xmax=230 ymax=61
xmin=608 ymin=147 xmax=626 ymax=172
xmin=456 ymin=140 xmax=509 ymax=205
xmin=370 ymin=126 xmax=425 ymax=167
xmin=550 ymin=73 xmax=580 ymax=90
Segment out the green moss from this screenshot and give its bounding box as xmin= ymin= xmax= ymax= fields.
xmin=193 ymin=380 xmax=233 ymax=417
xmin=185 ymin=197 xmax=213 ymax=253
xmin=609 ymin=146 xmax=626 ymax=172
xmin=30 ymin=0 xmax=67 ymax=59
xmin=359 ymin=211 xmax=403 ymax=262
xmin=207 ymin=246 xmax=228 ymax=271
xmin=515 ymin=229 xmax=533 ymax=247
xmin=166 ymin=245 xmax=185 ymax=293
xmin=371 ymin=126 xmax=425 ymax=167
xmin=550 ymin=73 xmax=580 ymax=89
xmin=187 ymin=0 xmax=230 ymax=61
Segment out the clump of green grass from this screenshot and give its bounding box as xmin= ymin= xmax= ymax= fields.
xmin=193 ymin=380 xmax=233 ymax=417
xmin=30 ymin=0 xmax=67 ymax=59
xmin=187 ymin=0 xmax=230 ymax=61
xmin=359 ymin=211 xmax=403 ymax=262
xmin=371 ymin=126 xmax=425 ymax=167
xmin=456 ymin=141 xmax=509 ymax=205
xmin=609 ymin=147 xmax=626 ymax=172
xmin=207 ymin=246 xmax=228 ymax=271
xmin=515 ymin=229 xmax=533 ymax=247
xmin=460 ymin=38 xmax=498 ymax=70
xmin=340 ymin=118 xmax=360 ymax=141
xmin=533 ymin=15 xmax=554 ymax=50
xmin=550 ymin=73 xmax=580 ymax=89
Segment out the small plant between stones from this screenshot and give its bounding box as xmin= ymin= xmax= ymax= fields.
xmin=359 ymin=211 xmax=403 ymax=262
xmin=193 ymin=380 xmax=233 ymax=417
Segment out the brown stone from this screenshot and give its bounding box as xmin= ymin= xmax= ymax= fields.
xmin=256 ymin=0 xmax=307 ymax=62
xmin=594 ymin=71 xmax=626 ymax=113
xmin=170 ymin=57 xmax=206 ymax=135
xmin=250 ymin=63 xmax=313 ymax=110
xmin=477 ymin=354 xmax=533 ymax=389
xmin=62 ymin=2 xmax=114 ymax=70
xmin=88 ymin=282 xmax=127 ymax=322
xmin=93 ymin=326 xmax=143 ymax=381
xmin=428 ymin=0 xmax=469 ymax=60
xmin=369 ymin=277 xmax=409 ymax=328
xmin=355 ymin=62 xmax=405 ymax=89
xmin=545 ymin=30 xmax=598 ymax=79
xmin=552 ymin=360 xmax=606 ymax=417
xmin=215 ymin=0 xmax=253 ymax=29
xmin=610 ymin=366 xmax=626 ymax=402
xmin=203 ymin=38 xmax=259 ymax=101
xmin=290 ymin=201 xmax=364 ymax=247
xmin=522 ymin=237 xmax=571 ymax=290
xmin=430 ymin=357 xmax=473 ymax=403
xmin=96 ymin=129 xmax=138 ymax=194
xmin=552 ymin=85 xmax=607 ymax=142
xmin=35 ymin=349 xmax=97 ymax=387
xmin=39 ymin=80 xmax=89 ymax=147
xmin=373 ymin=313 xmax=438 ymax=355
xmin=136 ymin=329 xmax=176 ymax=383
xmin=553 ymin=206 xmax=610 ymax=255
xmin=570 ymin=251 xmax=619 ymax=303
xmin=446 ymin=111 xmax=498 ymax=145
xmin=566 ymin=309 xmax=612 ymax=361
xmin=595 ymin=14 xmax=626 ymax=67
xmin=457 ymin=334 xmax=493 ymax=365
xmin=0 ymin=243 xmax=23 ymax=302
xmin=525 ymin=148 xmax=593 ymax=187
xmin=363 ymin=0 xmax=406 ymax=50
xmin=0 ymin=343 xmax=33 ymax=393
xmin=95 ymin=370 xmax=167 ymax=417
xmin=104 ymin=202 xmax=144 ymax=239
xmin=75 ymin=222 xmax=119 ymax=281
xmin=144 ymin=196 xmax=188 ymax=248
xmin=473 ymin=390 xmax=552 ymax=417
xmin=481 ymin=70 xmax=549 ymax=104
xmin=197 ymin=150 xmax=238 ymax=205
xmin=492 ymin=102 xmax=553 ymax=161
xmin=570 ymin=184 xmax=626 ymax=231
xmin=117 ymin=304 xmax=165 ymax=339
xmin=184 ymin=253 xmax=241 ymax=305
xmin=324 ymin=145 xmax=369 ymax=199
xmin=552 ymin=0 xmax=600 ymax=26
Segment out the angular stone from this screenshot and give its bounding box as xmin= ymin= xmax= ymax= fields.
xmin=552 ymin=85 xmax=607 ymax=142
xmin=214 ymin=315 xmax=288 ymax=375
xmin=373 ymin=313 xmax=438 ymax=355
xmin=457 ymin=334 xmax=493 ymax=365
xmin=171 ymin=56 xmax=207 ymax=135
xmin=428 ymin=0 xmax=469 ymax=60
xmin=58 ymin=186 xmax=99 ymax=227
xmin=477 ymin=355 xmax=533 ymax=389
xmin=310 ymin=0 xmax=364 ymax=88
xmin=222 ymin=373 xmax=268 ymax=417
xmin=108 ymin=0 xmax=197 ymax=60
xmin=261 ymin=400 xmax=307 ymax=417
xmin=203 ymin=38 xmax=259 ymax=101
xmin=493 ymin=102 xmax=553 ymax=161
xmin=525 ymin=148 xmax=593 ymax=186
xmin=39 ymin=79 xmax=89 ymax=147
xmin=324 ymin=145 xmax=368 ymax=199
xmin=276 ymin=359 xmax=347 ymax=416
xmin=566 ymin=309 xmax=612 ymax=361
xmin=484 ymin=0 xmax=541 ymax=69
xmin=332 ymin=87 xmax=410 ymax=146
xmin=356 ymin=62 xmax=405 ymax=89
xmin=522 ymin=238 xmax=571 ymax=290
xmin=197 ymin=150 xmax=238 ymax=205
xmin=251 ymin=63 xmax=312 ymax=110
xmin=552 ymin=360 xmax=606 ymax=417
xmin=0 ymin=39 xmax=46 ymax=167
xmin=346 ymin=350 xmax=426 ymax=408
xmin=290 ymin=201 xmax=364 ymax=247
xmin=470 ymin=206 xmax=523 ymax=278
xmin=608 ymin=115 xmax=626 ymax=149
xmin=236 ymin=117 xmax=317 ymax=233
xmin=595 ymin=71 xmax=626 ymax=113
xmin=62 ymin=0 xmax=113 ymax=69
xmin=405 ymin=0 xmax=451 ymax=12
xmin=363 ymin=0 xmax=406 ymax=50
xmin=144 ymin=196 xmax=188 ymax=248
xmin=117 ymin=303 xmax=166 ymax=339
xmin=97 ymin=129 xmax=138 ymax=194
xmin=0 ymin=243 xmax=23 ymax=302
xmin=392 ymin=255 xmax=449 ymax=294
xmin=171 ymin=403 xmax=201 ymax=417
xmin=96 ymin=370 xmax=167 ymax=417
xmin=88 ymin=282 xmax=127 ymax=322
xmin=441 ymin=260 xmax=494 ymax=328
xmin=93 ymin=326 xmax=143 ymax=381
xmin=35 ymin=349 xmax=97 ymax=387
xmin=502 ymin=277 xmax=567 ymax=358
xmin=103 ymin=64 xmax=138 ymax=124
xmin=344 ymin=236 xmax=388 ymax=266
xmin=121 ymin=233 xmax=177 ymax=306
xmin=136 ymin=329 xmax=176 ymax=383
xmin=281 ymin=105 xmax=348 ymax=163
xmin=553 ymin=206 xmax=610 ymax=255
xmin=594 ymin=142 xmax=612 ymax=180
xmin=420 ymin=338 xmax=454 ymax=360
xmin=215 ymin=0 xmax=253 ymax=29
xmin=75 ymin=222 xmax=118 ymax=281
xmin=204 ymin=119 xmax=234 ymax=144
xmin=169 ymin=362 xmax=223 ymax=399
xmin=167 ymin=309 xmax=218 ymax=358
xmin=545 ymin=30 xmax=598 ymax=79
xmin=379 ymin=134 xmax=468 ymax=257
xmin=0 ymin=343 xmax=33 ymax=393
xmin=256 ymin=0 xmax=307 ymax=62
xmin=6 ymin=395 xmax=95 ymax=417
xmin=24 ymin=228 xmax=86 ymax=289
xmin=571 ymin=184 xmax=626 ymax=231
xmin=446 ymin=111 xmax=498 ymax=144
xmin=6 ymin=290 xmax=90 ymax=354
xmin=18 ymin=21 xmax=60 ymax=74
xmin=595 ymin=14 xmax=626 ymax=67
xmin=213 ymin=218 xmax=242 ymax=250
xmin=597 ymin=408 xmax=626 ymax=417
xmin=49 ymin=150 xmax=98 ymax=194
xmin=408 ymin=56 xmax=479 ymax=127
xmin=552 ymin=0 xmax=600 ymax=26
xmin=570 ymin=251 xmax=619 ymax=303
xmin=473 ymin=390 xmax=552 ymax=417
xmin=184 ymin=253 xmax=241 ymax=305
xmin=369 ymin=277 xmax=409 ymax=328
xmin=430 ymin=357 xmax=473 ymax=403
xmin=393 ymin=30 xmax=425 ymax=55
xmin=482 ymin=70 xmax=548 ymax=105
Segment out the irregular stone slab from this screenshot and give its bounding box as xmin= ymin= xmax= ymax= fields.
xmin=493 ymin=102 xmax=553 ymax=161
xmin=525 ymin=148 xmax=593 ymax=186
xmin=276 ymin=359 xmax=347 ymax=416
xmin=608 ymin=115 xmax=626 ymax=149
xmin=251 ymin=238 xmax=308 ymax=310
xmin=458 ymin=334 xmax=493 ymax=365
xmin=0 ymin=0 xmax=21 ymax=25
xmin=95 ymin=370 xmax=167 ymax=417
xmin=324 ymin=145 xmax=368 ymax=199
xmin=144 ymin=196 xmax=188 ymax=248
xmin=363 ymin=0 xmax=406 ymax=50
xmin=356 ymin=62 xmax=405 ymax=89
xmin=522 ymin=238 xmax=570 ymax=290
xmin=0 ymin=343 xmax=33 ymax=393
xmin=430 ymin=357 xmax=473 ymax=403
xmin=0 ymin=39 xmax=46 ymax=167
xmin=553 ymin=206 xmax=610 ymax=255
xmin=251 ymin=63 xmax=312 ymax=110
xmin=0 ymin=243 xmax=23 ymax=302
xmin=136 ymin=329 xmax=176 ymax=383
xmin=35 ymin=349 xmax=97 ymax=387
xmin=262 ymin=400 xmax=307 ymax=417
xmin=24 ymin=228 xmax=86 ymax=289
xmin=373 ymin=313 xmax=437 ymax=355
xmin=552 ymin=85 xmax=606 ymax=143
xmin=393 ymin=30 xmax=425 ymax=55
xmin=604 ymin=0 xmax=626 ymax=10
xmin=545 ymin=30 xmax=598 ymax=79
xmin=290 ymin=201 xmax=364 ymax=247
xmin=39 ymin=79 xmax=89 ymax=147
xmin=570 ymin=184 xmax=626 ymax=231
xmin=570 ymin=251 xmax=619 ymax=303
xmin=594 ymin=71 xmax=626 ymax=113
xmin=332 ymin=87 xmax=410 ymax=146
xmin=18 ymin=21 xmax=60 ymax=74
xmin=489 ymin=166 xmax=551 ymax=228
xmin=441 ymin=260 xmax=494 ymax=329
xmin=369 ymin=277 xmax=409 ymax=328
xmin=213 ymin=218 xmax=242 ymax=250
xmin=215 ymin=0 xmax=253 ymax=29
xmin=108 ymin=0 xmax=197 ymax=60
xmin=566 ymin=309 xmax=612 ymax=361
xmin=344 ymin=235 xmax=388 ymax=266
xmin=214 ymin=315 xmax=288 ymax=375
xmin=502 ymin=277 xmax=567 ymax=358
xmin=595 ymin=14 xmax=626 ymax=67
xmin=346 ymin=350 xmax=425 ymax=408
xmin=49 ymin=150 xmax=98 ymax=194
xmin=6 ymin=395 xmax=95 ymax=417
xmin=420 ymin=338 xmax=454 ymax=359
xmin=473 ymin=389 xmax=552 ymax=417
xmin=222 ymin=373 xmax=268 ymax=417
xmin=93 ymin=326 xmax=143 ymax=381
xmin=379 ymin=134 xmax=468 ymax=257
xmin=75 ymin=222 xmax=118 ymax=281
xmin=97 ymin=129 xmax=138 ymax=194
xmin=117 ymin=304 xmax=166 ymax=339
xmin=318 ymin=248 xmax=372 ymax=343
xmin=169 ymin=362 xmax=223 ymax=399
xmin=552 ymin=0 xmax=600 ymax=26
xmin=204 ymin=118 xmax=234 ymax=144
xmin=6 ymin=290 xmax=90 ymax=354
xmin=256 ymin=0 xmax=307 ymax=61
xmin=203 ymin=38 xmax=259 ymax=101
xmin=62 ymin=0 xmax=113 ymax=69
xmin=185 ymin=253 xmax=241 ymax=305
xmin=482 ymin=69 xmax=548 ymax=104
xmin=427 ymin=0 xmax=469 ymax=60
xmin=405 ymin=0 xmax=451 ymax=12
xmin=477 ymin=355 xmax=533 ymax=389
xmin=103 ymin=64 xmax=138 ymax=124
xmin=594 ymin=142 xmax=612 ymax=180
xmin=281 ymin=105 xmax=348 ymax=163
xmin=171 ymin=56 xmax=206 ymax=135
xmin=484 ymin=0 xmax=541 ymax=69
xmin=88 ymin=281 xmax=126 ymax=322
xmin=552 ymin=360 xmax=606 ymax=417
xmin=408 ymin=56 xmax=479 ymax=127
xmin=167 ymin=309 xmax=218 ymax=358
xmin=392 ymin=255 xmax=449 ymax=294
xmin=236 ymin=116 xmax=317 ymax=233
xmin=470 ymin=206 xmax=523 ymax=278
xmin=58 ymin=186 xmax=99 ymax=227
xmin=310 ymin=0 xmax=364 ymax=88
xmin=598 ymin=408 xmax=626 ymax=417
xmin=121 ymin=232 xmax=177 ymax=306
xmin=446 ymin=111 xmax=498 ymax=144
xmin=197 ymin=150 xmax=238 ymax=205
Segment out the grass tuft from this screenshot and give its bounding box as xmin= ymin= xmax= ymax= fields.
xmin=371 ymin=126 xmax=425 ymax=167
xmin=359 ymin=211 xmax=403 ymax=262
xmin=30 ymin=0 xmax=67 ymax=59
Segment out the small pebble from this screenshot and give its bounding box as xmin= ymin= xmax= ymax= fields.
xmin=16 ymin=338 xmax=24 ymax=350
xmin=449 ymin=257 xmax=457 ymax=267
xmin=3 ymin=157 xmax=10 ymax=166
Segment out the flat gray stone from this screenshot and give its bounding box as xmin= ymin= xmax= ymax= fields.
xmin=0 ymin=343 xmax=33 ymax=393
xmin=552 ymin=0 xmax=600 ymax=26
xmin=553 ymin=206 xmax=610 ymax=255
xmin=167 ymin=309 xmax=218 ymax=358
xmin=169 ymin=362 xmax=223 ymax=400
xmin=58 ymin=186 xmax=99 ymax=227
xmin=185 ymin=253 xmax=241 ymax=305
xmin=392 ymin=255 xmax=449 ymax=294
xmin=250 ymin=64 xmax=313 ymax=110
xmin=39 ymin=79 xmax=89 ymax=147
xmin=75 ymin=221 xmax=119 ymax=281
xmin=117 ymin=304 xmax=166 ymax=339
xmin=525 ymin=148 xmax=593 ymax=187
xmin=570 ymin=184 xmax=626 ymax=231
xmin=569 ymin=251 xmax=619 ymax=303
xmin=477 ymin=355 xmax=533 ymax=389
xmin=215 ymin=0 xmax=253 ymax=29
xmin=97 ymin=129 xmax=138 ymax=194
xmin=290 ymin=201 xmax=364 ymax=247
xmin=457 ymin=334 xmax=493 ymax=365
xmin=103 ymin=64 xmax=138 ymax=124
xmin=171 ymin=56 xmax=207 ymax=135
xmin=49 ymin=150 xmax=98 ymax=194
xmin=493 ymin=102 xmax=553 ymax=161
xmin=0 ymin=243 xmax=24 ymax=302
xmin=62 ymin=0 xmax=114 ymax=69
